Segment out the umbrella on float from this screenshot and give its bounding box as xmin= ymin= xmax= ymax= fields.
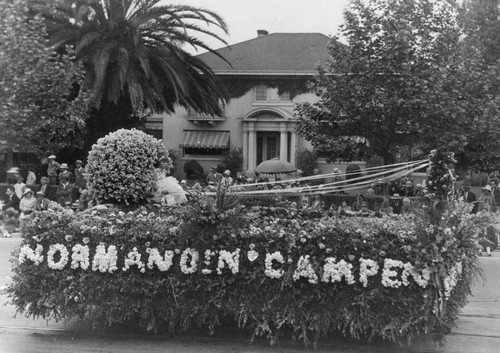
xmin=255 ymin=158 xmax=297 ymax=177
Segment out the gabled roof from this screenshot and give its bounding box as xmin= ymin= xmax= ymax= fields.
xmin=197 ymin=32 xmax=331 ymax=76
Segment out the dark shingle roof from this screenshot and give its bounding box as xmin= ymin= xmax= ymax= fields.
xmin=197 ymin=32 xmax=331 ymax=75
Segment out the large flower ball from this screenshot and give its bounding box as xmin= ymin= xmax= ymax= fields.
xmin=86 ymin=129 xmax=168 ymax=204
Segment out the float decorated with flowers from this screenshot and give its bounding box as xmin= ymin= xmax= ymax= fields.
xmin=8 ymin=130 xmax=485 ymax=347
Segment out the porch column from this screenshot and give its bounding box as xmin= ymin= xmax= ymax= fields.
xmin=280 ymin=127 xmax=287 ymax=162
xmin=248 ymin=129 xmax=257 ymax=171
xmin=242 ymin=129 xmax=248 ymax=170
xmin=290 ymin=132 xmax=297 ymax=166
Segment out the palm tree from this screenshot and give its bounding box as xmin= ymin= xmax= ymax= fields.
xmin=40 ymin=0 xmax=229 ymax=115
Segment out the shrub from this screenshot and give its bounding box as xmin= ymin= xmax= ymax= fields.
xmin=183 ymin=159 xmax=204 ymax=180
xmin=296 ymin=150 xmax=317 ymax=176
xmin=223 ymin=147 xmax=243 ymax=177
xmin=85 ymin=129 xmax=167 ymax=204
xmin=345 ymin=164 xmax=362 ymax=182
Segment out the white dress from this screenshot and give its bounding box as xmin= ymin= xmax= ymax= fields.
xmin=154 ymin=169 xmax=187 ymax=204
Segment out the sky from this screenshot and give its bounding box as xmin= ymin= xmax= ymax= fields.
xmin=164 ymin=0 xmax=350 ymax=53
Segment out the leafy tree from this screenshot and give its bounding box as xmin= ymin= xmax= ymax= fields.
xmin=38 ymin=0 xmax=230 ymax=116
xmin=296 ymin=0 xmax=500 ymax=167
xmin=0 ymin=0 xmax=89 ymax=158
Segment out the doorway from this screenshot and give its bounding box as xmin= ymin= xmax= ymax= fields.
xmin=256 ymin=132 xmax=280 ymax=165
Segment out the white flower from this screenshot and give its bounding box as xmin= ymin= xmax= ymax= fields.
xmin=202 ymin=249 xmax=216 ymax=274
xmin=401 ymin=263 xmax=431 ymax=288
xmin=359 ymin=258 xmax=379 ymax=287
xmin=147 ymin=248 xmax=174 ymax=272
xmin=47 ymin=244 xmax=70 ymax=270
xmin=18 ymin=244 xmax=44 ymax=265
xmin=247 ymin=250 xmax=259 ymax=262
xmin=217 ymin=249 xmax=241 ymax=275
xmin=264 ymin=251 xmax=285 ymax=279
xmin=180 ymin=248 xmax=199 ymax=274
xmin=381 ymin=259 xmax=404 ymax=288
xmin=122 ymin=247 xmax=145 ymax=271
xmin=322 ymin=257 xmax=355 ymax=284
xmin=443 ymin=262 xmax=462 ymax=299
xmin=92 ymin=243 xmax=118 ymax=273
xmin=71 ymin=244 xmax=90 ymax=270
xmin=293 ymin=255 xmax=318 ymax=284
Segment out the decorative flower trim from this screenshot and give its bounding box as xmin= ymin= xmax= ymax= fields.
xmin=202 ymin=250 xmax=216 ymax=274
xmin=123 ymin=247 xmax=145 ymax=273
xmin=265 ymin=251 xmax=284 ymax=279
xmin=322 ymin=257 xmax=356 ymax=284
xmin=71 ymin=244 xmax=90 ymax=270
xmin=92 ymin=243 xmax=118 ymax=273
xmin=147 ymin=248 xmax=174 ymax=272
xmin=293 ymin=255 xmax=318 ymax=284
xmin=443 ymin=262 xmax=463 ymax=299
xmin=180 ymin=248 xmax=199 ymax=274
xmin=19 ymin=244 xmax=44 ymax=265
xmin=381 ymin=259 xmax=404 ymax=288
xmin=217 ymin=249 xmax=241 ymax=275
xmin=359 ymin=258 xmax=379 ymax=287
xmin=47 ymin=244 xmax=70 ymax=270
xmin=402 ymin=263 xmax=431 ymax=288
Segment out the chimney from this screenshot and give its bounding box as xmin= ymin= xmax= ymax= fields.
xmin=257 ymin=29 xmax=268 ymax=37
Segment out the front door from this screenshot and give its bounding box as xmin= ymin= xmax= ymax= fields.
xmin=257 ymin=131 xmax=280 ymax=165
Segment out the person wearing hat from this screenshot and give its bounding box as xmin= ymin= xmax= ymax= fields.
xmin=6 ymin=167 xmax=20 ymax=184
xmin=458 ymin=180 xmax=478 ymax=213
xmin=74 ymin=159 xmax=86 ymax=190
xmin=58 ymin=163 xmax=74 ymax=184
xmin=19 ymin=188 xmax=37 ymax=227
xmin=56 ymin=175 xmax=74 ymax=206
xmin=47 ymin=155 xmax=61 ymax=185
xmin=35 ymin=191 xmax=50 ymax=212
xmin=220 ymin=170 xmax=233 ymax=189
xmin=206 ymin=166 xmax=222 ymax=185
xmin=479 ymin=184 xmax=493 ymax=212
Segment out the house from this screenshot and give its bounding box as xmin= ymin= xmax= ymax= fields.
xmin=148 ymin=30 xmax=349 ymax=178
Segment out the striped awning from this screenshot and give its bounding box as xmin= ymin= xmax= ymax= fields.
xmin=179 ymin=130 xmax=230 ymax=149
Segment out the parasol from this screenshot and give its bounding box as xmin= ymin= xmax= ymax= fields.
xmin=255 ymin=158 xmax=297 ymax=177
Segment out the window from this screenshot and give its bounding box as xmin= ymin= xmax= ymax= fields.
xmin=184 ymin=147 xmax=227 ymax=156
xmin=144 ymin=129 xmax=163 ymax=140
xmin=254 ymin=84 xmax=291 ymax=103
xmin=255 ymin=84 xmax=267 ymax=101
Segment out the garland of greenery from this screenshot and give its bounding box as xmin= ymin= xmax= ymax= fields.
xmin=221 ymin=77 xmax=309 ymax=99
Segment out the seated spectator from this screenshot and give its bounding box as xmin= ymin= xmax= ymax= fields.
xmin=19 ymin=188 xmax=37 ymax=227
xmin=180 ymin=180 xmax=189 ymax=191
xmin=192 ymin=180 xmax=203 ymax=193
xmin=3 ymin=186 xmax=20 ymax=211
xmin=338 ymin=200 xmax=352 ymax=212
xmin=401 ymin=180 xmax=416 ymax=197
xmin=380 ymin=200 xmax=393 ymax=215
xmin=310 ymin=194 xmax=325 ymax=211
xmin=38 ymin=176 xmax=51 ymax=198
xmin=35 ymin=191 xmax=50 ymax=211
xmin=352 ymin=195 xmax=365 ymax=211
xmin=400 ymin=197 xmax=415 ymax=218
xmin=299 ymin=195 xmax=311 ymax=209
xmin=64 ymin=201 xmax=75 ymax=215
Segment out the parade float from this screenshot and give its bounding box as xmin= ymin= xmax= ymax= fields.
xmin=8 ymin=130 xmax=486 ymax=347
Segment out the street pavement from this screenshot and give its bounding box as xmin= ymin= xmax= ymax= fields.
xmin=0 ymin=235 xmax=499 ymax=353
